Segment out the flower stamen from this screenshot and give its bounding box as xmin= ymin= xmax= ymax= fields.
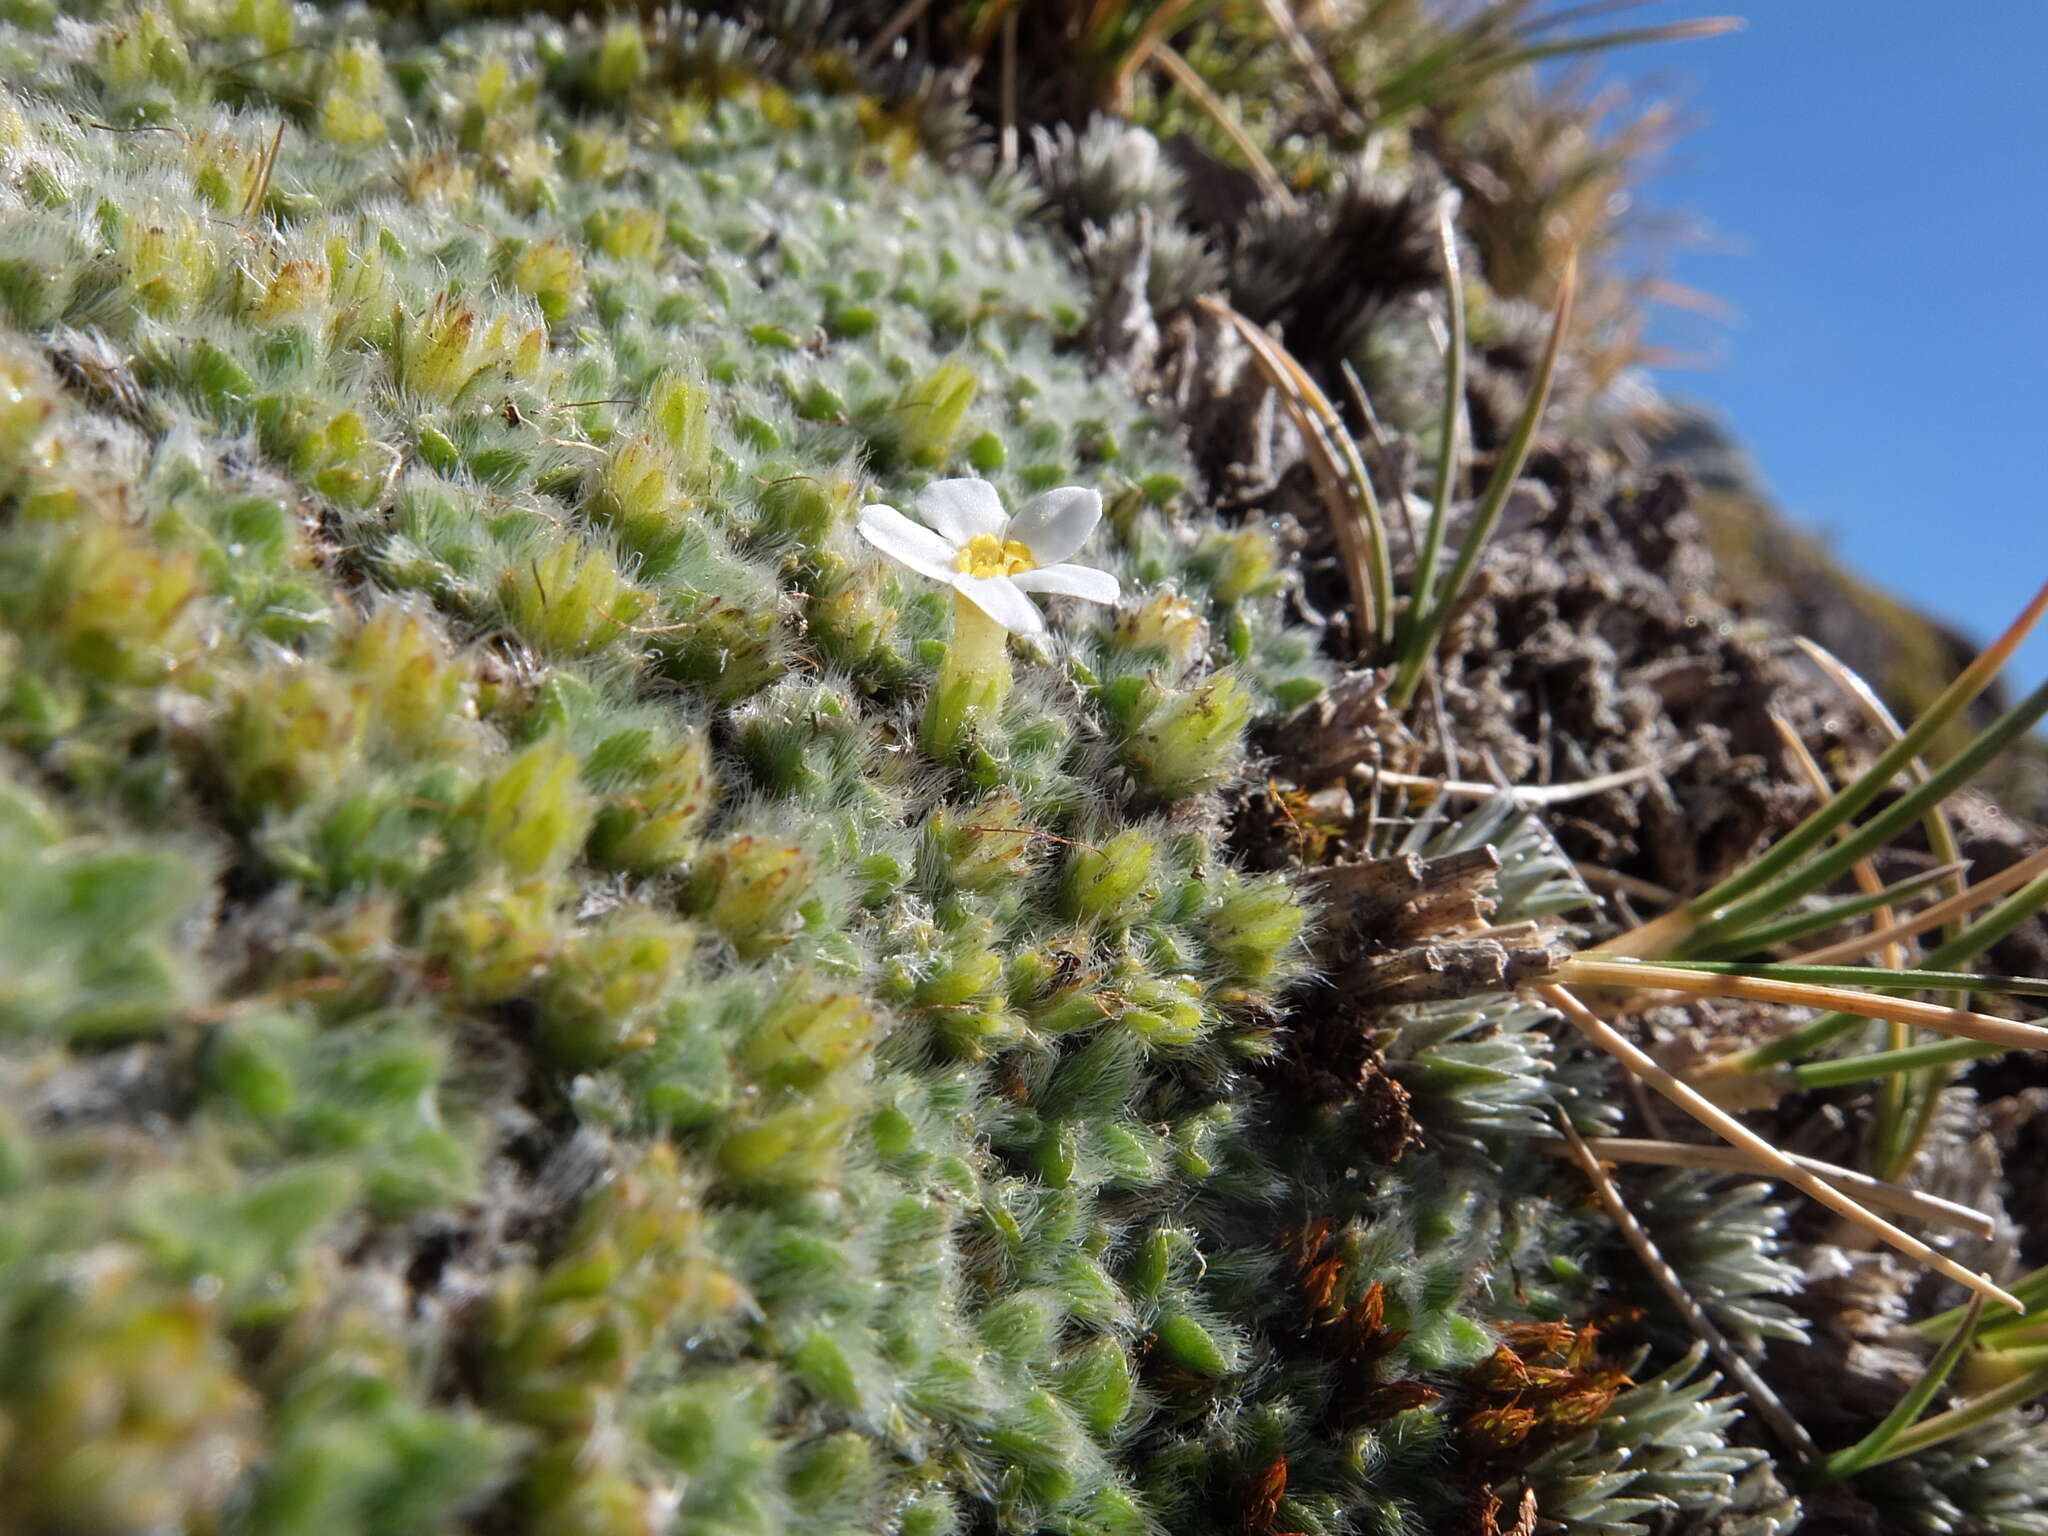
xmin=953 ymin=533 xmax=1036 ymax=579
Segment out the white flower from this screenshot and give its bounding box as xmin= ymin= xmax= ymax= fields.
xmin=856 ymin=477 xmax=1121 ymax=636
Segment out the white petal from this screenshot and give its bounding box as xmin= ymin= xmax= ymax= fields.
xmin=1007 ymin=486 xmax=1102 ymax=566
xmin=857 ymin=504 xmax=960 ymax=583
xmin=1011 ymin=563 xmax=1121 ymax=605
xmin=916 ymin=478 xmax=1008 ymax=545
xmin=953 ymin=573 xmax=1046 ymax=636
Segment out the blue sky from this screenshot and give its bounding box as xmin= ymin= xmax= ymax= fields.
xmin=1583 ymin=2 xmax=2048 ymax=693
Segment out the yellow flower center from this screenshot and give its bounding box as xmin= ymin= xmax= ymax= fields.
xmin=953 ymin=533 xmax=1036 ymax=579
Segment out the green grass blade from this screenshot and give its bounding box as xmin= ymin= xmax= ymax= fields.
xmin=1489 ymin=17 xmax=1744 ymax=69
xmin=1918 ymin=1265 xmax=2048 ymax=1342
xmin=1364 ymin=1 xmax=1532 ymax=123
xmin=1401 ymin=200 xmax=1467 ymax=654
xmin=1816 ymin=1294 xmax=1982 ymax=1484
xmin=1390 ymin=253 xmax=1574 ymax=709
xmin=1858 ymin=1363 xmax=2048 ymax=1470
xmin=1698 ymin=861 xmax=1966 ymax=957
xmin=1685 ymin=675 xmax=2048 ymax=954
xmin=1791 ymin=635 xmax=1973 ymax=1179
xmin=1791 ymin=1037 xmax=1999 ymax=1092
xmin=1738 ymin=863 xmax=2048 ymax=1069
xmin=1671 ymin=579 xmax=2048 ymax=929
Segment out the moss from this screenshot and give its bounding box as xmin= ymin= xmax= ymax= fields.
xmin=0 ymin=3 xmax=2036 ymax=1534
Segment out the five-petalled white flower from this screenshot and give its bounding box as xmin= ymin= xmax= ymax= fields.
xmin=856 ymin=478 xmax=1121 ymax=636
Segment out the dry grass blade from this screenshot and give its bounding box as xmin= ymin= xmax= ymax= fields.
xmin=1604 ymin=578 xmax=2048 ymax=962
xmin=1534 ymin=1136 xmax=1995 ymax=1237
xmin=1359 ymin=749 xmax=1690 ymax=806
xmin=1537 ymin=983 xmax=2022 ymax=1311
xmin=1151 ymin=43 xmax=1298 ymax=212
xmin=999 ymin=6 xmax=1019 ymax=171
xmin=1554 ymin=957 xmax=2048 ymax=1053
xmin=964 ymin=0 xmax=1021 ymax=63
xmin=1551 ymin=1109 xmax=1818 ymax=1458
xmin=1770 ymin=711 xmax=1905 ymax=969
xmin=241 ymin=118 xmax=283 ymax=221
xmin=1201 ymin=298 xmax=1392 ymax=638
xmin=858 ymin=0 xmax=938 ymax=66
xmin=1109 ymin=0 xmax=1205 ymax=107
xmin=1789 ymin=635 xmax=1972 ymax=1176
xmin=1576 ymin=862 xmax=1677 ymax=906
xmin=1793 ymin=844 xmax=2048 ymax=966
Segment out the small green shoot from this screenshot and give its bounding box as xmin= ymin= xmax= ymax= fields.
xmin=1389 ymin=251 xmax=1576 ymax=708
xmin=1848 ymin=1363 xmax=2048 ymax=1472
xmin=1816 ymin=1294 xmax=1984 ymax=1484
xmin=1404 ymin=199 xmax=1469 ymax=645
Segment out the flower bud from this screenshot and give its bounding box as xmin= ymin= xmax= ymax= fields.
xmin=593 ymin=19 xmax=649 ymax=97
xmin=1193 ymin=525 xmax=1286 ymax=604
xmin=586 ymin=727 xmax=714 ymax=874
xmin=1119 ymin=671 xmax=1254 ymax=802
xmin=564 ymin=125 xmax=630 ymax=184
xmin=221 ymin=667 xmax=367 ymax=815
xmin=469 ymin=738 xmax=593 ymax=878
xmin=716 ymin=1097 xmax=854 ymax=1190
xmin=585 ymin=205 xmax=664 ymax=265
xmin=120 ymin=209 xmax=217 ymax=319
xmin=751 ymin=470 xmax=855 ymax=551
xmin=647 ymin=371 xmax=719 ymax=488
xmin=1201 ymin=870 xmax=1308 ymax=984
xmin=735 ymin=976 xmax=874 ymax=1093
xmin=1052 ymin=1336 xmax=1135 ymax=1437
xmin=507 ymin=238 xmax=584 ymax=324
xmin=1062 ymin=828 xmax=1156 ymax=928
xmin=686 ymin=833 xmax=816 ymax=959
xmin=887 ymin=361 xmax=977 ymax=470
xmin=316 ymin=41 xmax=391 ymax=146
xmin=497 ymin=539 xmax=653 ymax=658
xmin=282 ymin=407 xmax=387 ymax=510
xmin=929 ymin=791 xmax=1039 ymax=892
xmin=787 ymin=1431 xmax=875 ymax=1516
xmin=0 ymin=347 xmax=51 ymax=479
xmin=536 ymin=908 xmax=694 ymax=1066
xmin=1110 ymin=590 xmax=1209 ymax=671
xmin=1152 ymin=1311 xmax=1238 ymax=1379
xmin=593 ymin=431 xmax=685 ymax=563
xmin=1119 ymin=974 xmax=1206 ymax=1051
xmin=427 ymin=878 xmax=558 ymax=1004
xmin=341 ymin=605 xmax=479 ymax=761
